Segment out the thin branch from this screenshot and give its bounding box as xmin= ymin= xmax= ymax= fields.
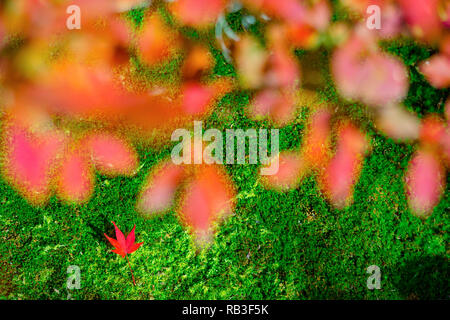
xmin=126 ymin=255 xmax=136 ymax=286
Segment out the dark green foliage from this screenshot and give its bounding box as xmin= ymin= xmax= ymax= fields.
xmin=382 ymin=38 xmax=450 ymax=116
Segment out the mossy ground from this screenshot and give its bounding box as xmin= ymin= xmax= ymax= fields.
xmin=0 ymin=7 xmax=448 ymax=300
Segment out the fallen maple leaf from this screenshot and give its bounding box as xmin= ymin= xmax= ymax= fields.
xmin=104 ymin=221 xmax=143 ymax=286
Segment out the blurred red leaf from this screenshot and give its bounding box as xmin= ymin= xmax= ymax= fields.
xmin=181 ymin=82 xmax=215 ymax=115
xmin=441 ymin=130 xmax=450 ymax=166
xmin=446 ymin=98 xmax=450 ymax=124
xmin=319 ymin=122 xmax=368 ymax=209
xmin=332 ymin=28 xmax=408 ymax=106
xmin=179 ymin=165 xmax=235 ymax=244
xmin=261 ymin=151 xmax=306 ymax=191
xmin=138 ymin=161 xmax=186 ymax=215
xmin=419 ymin=54 xmax=450 ymax=88
xmin=2 ymin=123 xmax=65 ymax=205
xmin=182 ymin=45 xmax=214 ymax=79
xmin=249 ymin=88 xmax=298 ymax=126
xmin=419 ymin=116 xmax=447 ymax=146
xmin=405 ymin=149 xmax=445 ymax=217
xmin=138 ymin=13 xmax=179 ymax=66
xmin=398 ymin=0 xmax=442 ymax=42
xmin=169 ymin=0 xmax=226 ymax=27
xmin=86 ymin=133 xmax=138 ymax=177
xmin=56 ymin=149 xmax=94 ymax=203
xmin=244 ymin=0 xmax=306 ymax=24
xmin=302 ymin=109 xmax=332 ymax=171
xmin=376 ymin=104 xmax=421 ymax=141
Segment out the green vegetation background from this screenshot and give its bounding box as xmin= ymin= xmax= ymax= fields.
xmin=0 ymin=5 xmax=448 ymax=300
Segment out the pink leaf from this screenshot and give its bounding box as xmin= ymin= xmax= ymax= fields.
xmin=261 ymin=151 xmax=306 ymax=191
xmin=302 ymin=109 xmax=332 ymax=171
xmin=245 ymin=0 xmax=307 ymax=24
xmin=398 ymin=0 xmax=442 ymax=42
xmin=138 ymin=161 xmax=186 ymax=215
xmin=181 ymin=82 xmax=214 ymax=115
xmin=320 ymin=123 xmax=368 ymax=208
xmin=179 ymin=165 xmax=235 ymax=244
xmin=265 ymin=45 xmax=301 ymax=88
xmin=306 ymin=0 xmax=331 ymax=31
xmin=419 ymin=116 xmax=446 ymax=146
xmin=441 ymin=130 xmax=450 ymax=167
xmin=419 ymin=55 xmax=450 ymax=89
xmin=138 ymin=14 xmax=178 ymax=66
xmin=56 ymin=151 xmax=94 ymax=203
xmin=440 ymin=35 xmax=450 ymax=57
xmin=169 ymin=0 xmax=226 ymax=27
xmin=87 ymin=133 xmax=138 ymax=176
xmin=445 ymin=98 xmax=450 ymax=124
xmin=376 ymin=105 xmax=421 ymax=141
xmin=332 ymin=29 xmax=408 ymax=106
xmin=405 ymin=149 xmax=445 ymax=217
xmin=2 ymin=124 xmax=65 ymax=205
xmin=249 ymin=88 xmax=297 ymax=126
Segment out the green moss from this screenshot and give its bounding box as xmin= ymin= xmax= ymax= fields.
xmin=127 ymin=7 xmax=146 ymax=27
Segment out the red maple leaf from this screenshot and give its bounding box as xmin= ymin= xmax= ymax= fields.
xmin=104 ymin=221 xmax=143 ymax=286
